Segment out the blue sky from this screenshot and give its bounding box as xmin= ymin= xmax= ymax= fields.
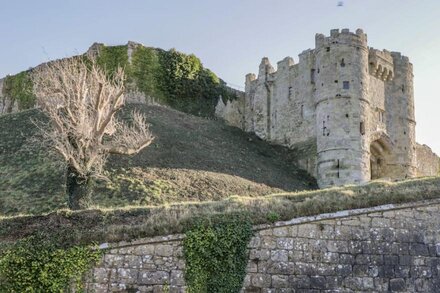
xmin=1 ymin=0 xmax=439 ymax=154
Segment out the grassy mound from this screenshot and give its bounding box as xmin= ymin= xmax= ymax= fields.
xmin=0 ymin=104 xmax=316 ymax=216
xmin=1 ymin=176 xmax=439 ymax=245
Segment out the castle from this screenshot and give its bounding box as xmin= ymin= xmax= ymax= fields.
xmin=216 ymin=29 xmax=439 ymax=187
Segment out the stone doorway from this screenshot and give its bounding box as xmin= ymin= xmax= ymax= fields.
xmin=370 ymin=138 xmax=391 ymax=180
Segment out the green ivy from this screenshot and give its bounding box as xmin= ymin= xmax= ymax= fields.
xmin=2 ymin=71 xmax=35 ymax=110
xmin=183 ymin=215 xmax=253 ymax=293
xmin=96 ymin=45 xmax=130 ymax=78
xmin=130 ymin=46 xmax=164 ymax=100
xmin=0 ymin=234 xmax=102 ymax=292
xmin=4 ymin=44 xmax=237 ymax=117
xmin=95 ymin=44 xmax=236 ymax=117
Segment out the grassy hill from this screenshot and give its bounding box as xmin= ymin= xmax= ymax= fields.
xmin=0 ymin=104 xmax=317 ymax=216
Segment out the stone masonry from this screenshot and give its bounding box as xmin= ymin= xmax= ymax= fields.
xmin=216 ymin=29 xmax=439 ymax=187
xmin=86 ymin=199 xmax=440 ymax=292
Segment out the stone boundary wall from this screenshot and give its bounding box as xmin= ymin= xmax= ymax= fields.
xmin=85 ymin=199 xmax=440 ymax=292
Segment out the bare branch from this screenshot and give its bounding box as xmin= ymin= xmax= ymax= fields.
xmin=31 ymin=57 xmax=153 ymax=180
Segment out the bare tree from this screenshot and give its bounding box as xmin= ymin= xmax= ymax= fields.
xmin=32 ymin=56 xmax=154 ymax=210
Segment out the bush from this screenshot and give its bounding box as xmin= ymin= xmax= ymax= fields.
xmin=183 ymin=215 xmax=253 ymax=293
xmin=0 ymin=234 xmax=102 ymax=292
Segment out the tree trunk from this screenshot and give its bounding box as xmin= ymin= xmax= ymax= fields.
xmin=66 ymin=165 xmax=93 ymax=210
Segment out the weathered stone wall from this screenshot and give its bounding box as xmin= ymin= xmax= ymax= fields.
xmin=85 ymin=199 xmax=440 ymax=292
xmin=416 ymin=143 xmax=439 ymax=176
xmin=0 ymin=77 xmax=18 ymax=115
xmin=215 ymin=28 xmax=434 ymax=188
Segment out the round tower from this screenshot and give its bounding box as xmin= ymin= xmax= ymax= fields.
xmin=314 ymin=28 xmax=370 ymax=187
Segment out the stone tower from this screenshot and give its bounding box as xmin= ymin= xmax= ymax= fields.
xmin=314 ymin=29 xmax=370 ymax=186
xmin=215 ymin=28 xmax=438 ymax=188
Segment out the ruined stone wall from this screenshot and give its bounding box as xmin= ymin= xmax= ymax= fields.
xmin=416 ymin=143 xmax=439 ymax=176
xmin=0 ymin=77 xmax=18 ymax=115
xmin=85 ymin=199 xmax=440 ymax=292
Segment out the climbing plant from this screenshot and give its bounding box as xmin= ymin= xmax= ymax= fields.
xmin=3 ymin=44 xmax=237 ymax=117
xmin=0 ymin=234 xmax=102 ymax=292
xmin=183 ymin=215 xmax=253 ymax=293
xmin=2 ymin=71 xmax=35 ymax=110
xmin=96 ymin=45 xmax=130 ymax=78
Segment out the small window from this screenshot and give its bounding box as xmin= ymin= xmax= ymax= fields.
xmin=360 ymin=122 xmax=365 ymax=135
xmin=336 ymin=159 xmax=340 ymax=178
xmin=288 ymin=86 xmax=293 ymax=97
xmin=311 ymin=69 xmax=316 ymax=84
xmin=402 ymin=85 xmax=405 ymax=93
xmin=343 ymin=81 xmax=350 ymax=89
xmin=334 ymin=80 xmax=338 ymax=83
xmin=326 ymin=47 xmax=330 ymax=52
xmin=300 ymin=105 xmax=304 ymax=119
xmin=340 ymin=58 xmax=346 ymax=67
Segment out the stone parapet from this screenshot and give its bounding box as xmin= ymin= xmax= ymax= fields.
xmin=85 ymin=199 xmax=440 ymax=292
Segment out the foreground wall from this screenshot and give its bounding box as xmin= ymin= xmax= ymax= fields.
xmin=85 ymin=199 xmax=440 ymax=292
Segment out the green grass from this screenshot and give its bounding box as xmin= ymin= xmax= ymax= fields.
xmin=1 ymin=176 xmax=439 ymax=246
xmin=0 ymin=104 xmax=316 ymax=216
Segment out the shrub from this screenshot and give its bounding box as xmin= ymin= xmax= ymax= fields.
xmin=183 ymin=215 xmax=253 ymax=293
xmin=0 ymin=234 xmax=102 ymax=292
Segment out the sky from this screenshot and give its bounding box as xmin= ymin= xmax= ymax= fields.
xmin=1 ymin=0 xmax=439 ymax=154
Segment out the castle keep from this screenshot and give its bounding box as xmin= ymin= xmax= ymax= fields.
xmin=216 ymin=29 xmax=439 ymax=187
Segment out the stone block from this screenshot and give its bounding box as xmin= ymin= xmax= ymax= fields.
xmin=170 ymin=270 xmax=185 ymax=286
xmin=133 ymin=245 xmax=155 ymax=256
xmin=389 ymin=278 xmax=406 ymax=292
xmin=272 ymin=227 xmax=289 ymax=237
xmin=260 ymin=237 xmax=277 ymax=249
xmin=410 ymin=243 xmax=429 ymax=256
xmin=310 ymin=276 xmax=326 ymax=289
xmin=249 ymin=236 xmax=262 ymax=248
xmin=288 ymin=275 xmax=310 ymax=289
xmin=117 ymin=268 xmax=138 ymax=284
xmin=249 ymin=249 xmax=270 ymax=261
xmin=138 ymin=271 xmax=169 ymax=285
xmin=271 ymin=275 xmax=289 ymax=288
xmin=250 ymin=273 xmax=271 ymax=288
xmin=271 ymin=250 xmax=288 ymax=262
xmin=276 ymin=238 xmax=294 ymax=250
xmin=155 ymin=245 xmax=174 ymax=257
xmin=267 ymin=262 xmax=295 ymax=275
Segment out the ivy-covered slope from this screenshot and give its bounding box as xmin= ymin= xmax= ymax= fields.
xmin=0 ymin=42 xmax=238 ymax=117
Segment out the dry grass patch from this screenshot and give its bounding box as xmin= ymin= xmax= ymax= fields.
xmin=1 ymin=176 xmax=439 ymax=246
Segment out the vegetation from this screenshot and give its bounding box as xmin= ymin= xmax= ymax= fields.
xmin=0 ymin=104 xmax=315 ymax=216
xmin=1 ymin=176 xmax=439 ymax=246
xmin=2 ymin=43 xmax=236 ymax=118
xmin=0 ymin=234 xmax=101 ymax=292
xmin=184 ymin=215 xmax=253 ymax=292
xmin=96 ymin=44 xmax=236 ymax=117
xmin=31 ymin=57 xmax=154 ymax=210
xmin=2 ymin=71 xmax=35 ymax=111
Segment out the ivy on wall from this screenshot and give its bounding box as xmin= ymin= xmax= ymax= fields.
xmin=183 ymin=215 xmax=253 ymax=293
xmin=0 ymin=234 xmax=102 ymax=292
xmin=3 ymin=44 xmax=237 ymax=117
xmin=2 ymin=71 xmax=35 ymax=111
xmin=96 ymin=45 xmax=130 ymax=78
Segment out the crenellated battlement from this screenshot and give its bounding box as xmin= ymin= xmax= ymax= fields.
xmin=369 ymin=48 xmax=394 ymax=81
xmin=315 ymin=28 xmax=367 ymax=50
